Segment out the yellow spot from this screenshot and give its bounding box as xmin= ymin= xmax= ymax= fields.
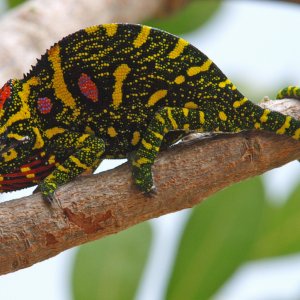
xmin=112 ymin=64 xmax=131 ymax=108
xmin=218 ymin=78 xmax=231 ymax=88
xmin=184 ymin=124 xmax=190 ymax=130
xmin=182 ymin=108 xmax=189 ymax=117
xmin=103 ymin=24 xmax=118 ymax=36
xmin=21 ymin=167 xmax=30 ymax=172
xmin=293 ymin=128 xmax=300 ymax=140
xmin=199 ymin=111 xmax=205 ymax=124
xmin=169 ymin=38 xmax=189 ymax=59
xmin=0 ymin=176 xmax=3 ymax=181
xmin=156 ymin=114 xmax=165 ymax=124
xmin=233 ymin=97 xmax=248 ymax=108
xmin=133 ymin=25 xmax=151 ymax=48
xmin=0 ymin=77 xmax=38 ymax=135
xmin=174 ymin=75 xmax=185 ymax=84
xmin=70 ymin=155 xmax=88 ymax=169
xmin=254 ymin=122 xmax=261 ymax=129
xmin=151 ymin=130 xmax=163 ymax=140
xmin=219 ymin=111 xmax=227 ymax=121
xmin=85 ymin=25 xmax=99 ymax=34
xmin=167 ymin=108 xmax=178 ymax=129
xmin=48 ymin=155 xmax=56 ymax=164
xmin=2 ymin=149 xmax=17 ymax=162
xmin=260 ymin=109 xmax=270 ymax=123
xmin=107 ymin=127 xmax=117 ymax=137
xmin=58 ymin=165 xmax=70 ymax=173
xmin=137 ymin=157 xmax=151 ymax=165
xmin=131 ymin=131 xmax=140 ymax=146
xmin=32 ymin=127 xmax=44 ymax=150
xmin=78 ymin=134 xmax=90 ymax=144
xmin=41 ymin=152 xmax=46 ymax=157
xmin=184 ymin=101 xmax=198 ymax=109
xmin=48 ymin=44 xmax=79 ymax=117
xmin=148 ymin=90 xmax=168 ymax=106
xmin=45 ymin=127 xmax=65 ymax=139
xmin=26 ymin=173 xmax=35 ymax=179
xmin=142 ymin=139 xmax=152 ymax=150
xmin=85 ymin=126 xmax=95 ymax=135
xmin=276 ymin=116 xmax=292 ymax=134
xmin=187 ymin=59 xmax=212 ymax=76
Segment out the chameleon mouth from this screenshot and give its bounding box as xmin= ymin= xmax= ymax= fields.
xmin=0 ymin=136 xmax=30 ymax=155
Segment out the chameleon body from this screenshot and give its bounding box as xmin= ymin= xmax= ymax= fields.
xmin=0 ymin=23 xmax=299 ymax=201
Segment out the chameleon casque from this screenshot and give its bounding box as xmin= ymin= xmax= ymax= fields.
xmin=0 ymin=23 xmax=299 ymax=202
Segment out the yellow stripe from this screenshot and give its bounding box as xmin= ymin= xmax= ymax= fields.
xmin=21 ymin=167 xmax=30 ymax=172
xmin=167 ymin=108 xmax=178 ymax=129
xmin=57 ymin=165 xmax=70 ymax=173
xmin=70 ymin=155 xmax=88 ymax=169
xmin=85 ymin=25 xmax=99 ymax=34
xmin=218 ymin=78 xmax=231 ymax=88
xmin=184 ymin=101 xmax=198 ymax=109
xmin=187 ymin=59 xmax=212 ymax=76
xmin=45 ymin=127 xmax=65 ymax=139
xmin=0 ymin=176 xmax=3 ymax=181
xmin=169 ymin=38 xmax=189 ymax=59
xmin=254 ymin=122 xmax=261 ymax=129
xmin=219 ymin=111 xmax=227 ymax=121
xmin=260 ymin=109 xmax=270 ymax=123
xmin=48 ymin=45 xmax=79 ymax=117
xmin=142 ymin=139 xmax=152 ymax=150
xmin=133 ymin=25 xmax=151 ymax=48
xmin=2 ymin=149 xmax=17 ymax=162
xmin=156 ymin=114 xmax=165 ymax=124
xmin=182 ymin=108 xmax=189 ymax=117
xmin=293 ymin=128 xmax=300 ymax=140
xmin=199 ymin=111 xmax=205 ymax=124
xmin=7 ymin=133 xmax=26 ymax=141
xmin=233 ymin=97 xmax=248 ymax=108
xmin=112 ymin=64 xmax=131 ymax=108
xmin=33 ymin=127 xmax=44 ymax=150
xmin=26 ymin=173 xmax=35 ymax=179
xmin=148 ymin=90 xmax=168 ymax=106
xmin=151 ymin=130 xmax=163 ymax=140
xmin=131 ymin=131 xmax=141 ymax=146
xmin=0 ymin=77 xmax=38 ymax=135
xmin=276 ymin=116 xmax=292 ymax=134
xmin=48 ymin=155 xmax=56 ymax=164
xmin=103 ymin=24 xmax=118 ymax=37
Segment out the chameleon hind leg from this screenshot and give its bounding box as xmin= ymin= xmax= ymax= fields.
xmin=39 ymin=131 xmax=105 ymax=202
xmin=130 ymin=106 xmax=219 ymax=192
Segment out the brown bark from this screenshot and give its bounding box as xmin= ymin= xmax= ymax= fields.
xmin=0 ymin=98 xmax=300 ymax=275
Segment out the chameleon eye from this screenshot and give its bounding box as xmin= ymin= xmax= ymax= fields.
xmin=0 ymin=81 xmax=11 ymax=110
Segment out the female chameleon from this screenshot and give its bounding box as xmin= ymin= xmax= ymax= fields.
xmin=0 ymin=23 xmax=298 ymax=202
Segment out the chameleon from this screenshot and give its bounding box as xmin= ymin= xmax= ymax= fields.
xmin=0 ymin=23 xmax=299 ymax=202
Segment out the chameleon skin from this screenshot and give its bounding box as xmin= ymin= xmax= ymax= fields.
xmin=0 ymin=23 xmax=300 ymax=201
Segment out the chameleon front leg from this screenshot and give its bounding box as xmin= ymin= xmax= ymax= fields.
xmin=39 ymin=131 xmax=105 ymax=202
xmin=130 ymin=106 xmax=220 ymax=193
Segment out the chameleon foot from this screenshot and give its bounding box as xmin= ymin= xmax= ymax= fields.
xmin=132 ymin=164 xmax=155 ymax=193
xmin=39 ymin=181 xmax=58 ymax=204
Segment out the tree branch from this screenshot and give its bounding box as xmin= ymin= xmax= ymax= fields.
xmin=0 ymin=98 xmax=300 ymax=275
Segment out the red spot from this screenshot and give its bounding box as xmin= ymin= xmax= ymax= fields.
xmin=0 ymin=82 xmax=11 ymax=110
xmin=78 ymin=73 xmax=99 ymax=102
xmin=37 ymin=97 xmax=53 ymax=114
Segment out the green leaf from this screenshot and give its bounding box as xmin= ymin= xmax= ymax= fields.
xmin=166 ymin=177 xmax=265 ymax=300
xmin=145 ymin=0 xmax=222 ymax=35
xmin=72 ymin=222 xmax=152 ymax=300
xmin=250 ymin=182 xmax=300 ymax=259
xmin=7 ymin=0 xmax=26 ymax=8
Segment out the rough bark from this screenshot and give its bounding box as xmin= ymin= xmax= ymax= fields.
xmin=0 ymin=98 xmax=300 ymax=275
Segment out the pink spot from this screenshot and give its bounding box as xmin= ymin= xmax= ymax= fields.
xmin=37 ymin=97 xmax=53 ymax=114
xmin=78 ymin=73 xmax=99 ymax=102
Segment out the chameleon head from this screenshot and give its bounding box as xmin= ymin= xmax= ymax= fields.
xmin=0 ymin=79 xmax=35 ymax=169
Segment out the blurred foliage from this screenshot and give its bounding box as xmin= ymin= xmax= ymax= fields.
xmin=7 ymin=0 xmax=26 ymax=8
xmin=145 ymin=0 xmax=222 ymax=35
xmin=72 ymin=222 xmax=152 ymax=300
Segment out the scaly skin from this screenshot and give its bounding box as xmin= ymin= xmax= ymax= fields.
xmin=0 ymin=23 xmax=299 ymax=201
